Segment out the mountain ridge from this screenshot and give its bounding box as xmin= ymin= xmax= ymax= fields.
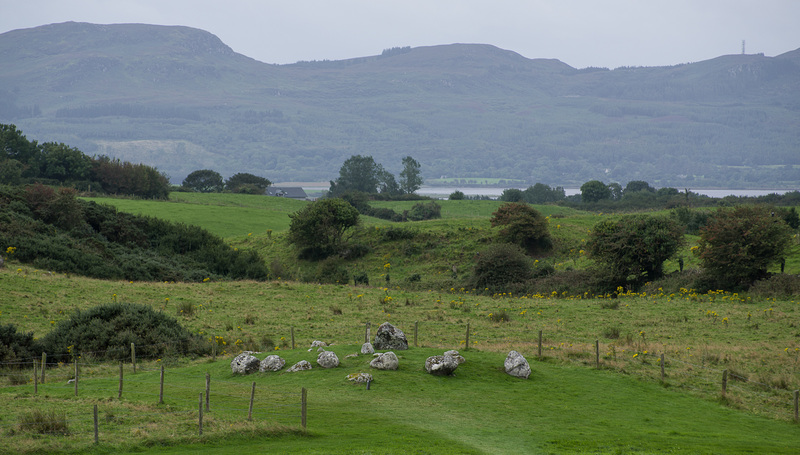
xmin=1 ymin=22 xmax=798 ymax=187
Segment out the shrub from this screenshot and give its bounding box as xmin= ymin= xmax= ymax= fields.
xmin=315 ymin=258 xmax=350 ymax=284
xmin=405 ymin=201 xmax=441 ymax=221
xmin=470 ymin=243 xmax=533 ymax=291
xmin=490 ymin=202 xmax=552 ymax=255
xmin=449 ymin=190 xmax=466 ymax=200
xmin=352 ymin=270 xmax=369 ymax=286
xmin=749 ymin=274 xmax=800 ymax=299
xmin=39 ymin=303 xmax=204 ymax=361
xmin=381 ymin=227 xmax=417 ymax=241
xmin=0 ymin=323 xmax=40 ymax=367
xmin=488 ymin=309 xmax=511 ymax=323
xmin=695 ymin=206 xmax=792 ymax=290
xmin=587 ymin=215 xmax=684 ymax=286
xmin=288 ymin=198 xmax=360 ymax=260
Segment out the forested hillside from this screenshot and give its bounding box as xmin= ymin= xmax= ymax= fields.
xmin=1 ymin=22 xmax=798 ymax=187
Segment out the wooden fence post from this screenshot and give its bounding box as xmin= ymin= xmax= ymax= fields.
xmin=465 ymin=323 xmax=470 ymax=351
xmin=414 ymin=321 xmax=418 ymax=347
xmin=794 ymin=390 xmax=799 ymax=423
xmin=205 ymin=372 xmax=211 ymax=411
xmin=291 ymin=327 xmax=295 ymax=350
xmin=41 ymin=352 xmax=46 ymax=384
xmin=538 ymin=330 xmax=542 ymax=358
xmin=660 ymin=354 xmax=665 ymax=382
xmin=159 ymin=364 xmax=165 ymax=404
xmin=301 ymin=388 xmax=307 ymax=430
xmin=721 ymin=369 xmax=728 ymax=397
xmin=365 ymin=322 xmax=371 ymax=344
xmin=248 ymin=382 xmax=256 ymax=421
xmin=131 ymin=343 xmax=136 ymax=373
xmin=212 ymin=342 xmax=217 ymax=362
xmin=199 ymin=393 xmax=204 ymax=436
xmin=118 ymin=361 xmax=123 ymax=399
xmin=93 ymin=404 xmax=99 ymax=444
xmin=33 ymin=360 xmax=38 ymax=395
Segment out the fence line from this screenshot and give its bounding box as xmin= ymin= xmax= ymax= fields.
xmin=2 ymin=322 xmax=798 ymax=424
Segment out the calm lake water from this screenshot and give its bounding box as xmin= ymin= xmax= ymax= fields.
xmin=414 ymin=187 xmax=798 ymax=199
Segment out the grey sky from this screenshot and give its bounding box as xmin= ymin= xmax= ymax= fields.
xmin=2 ymin=0 xmax=799 ymax=69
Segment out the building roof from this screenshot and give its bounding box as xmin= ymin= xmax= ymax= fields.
xmin=266 ymin=187 xmax=308 ymax=199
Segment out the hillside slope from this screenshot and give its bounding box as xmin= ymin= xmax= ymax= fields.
xmin=1 ymin=22 xmax=799 ymax=187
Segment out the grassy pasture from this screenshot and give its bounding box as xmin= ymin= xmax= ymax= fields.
xmin=3 ymin=193 xmax=799 ymax=453
xmin=1 ymin=266 xmax=800 ymax=453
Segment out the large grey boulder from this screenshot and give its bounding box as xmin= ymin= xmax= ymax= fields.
xmin=373 ymin=322 xmax=408 ymax=350
xmin=425 ymin=354 xmax=460 ymax=376
xmin=444 ymin=350 xmax=466 ymax=364
xmin=286 ymin=360 xmax=313 ymax=373
xmin=231 ymin=353 xmax=260 ymax=374
xmin=504 ymin=350 xmax=531 ymax=379
xmin=361 ymin=342 xmax=375 ymax=355
xmin=317 ymin=350 xmax=340 ymax=368
xmin=370 ymin=351 xmax=399 ymax=370
xmin=259 ymin=354 xmax=285 ymax=372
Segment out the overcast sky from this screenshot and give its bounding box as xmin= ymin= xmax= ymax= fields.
xmin=2 ymin=0 xmax=800 ymax=69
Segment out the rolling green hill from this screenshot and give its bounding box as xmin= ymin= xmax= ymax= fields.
xmin=1 ymin=22 xmax=799 ymax=188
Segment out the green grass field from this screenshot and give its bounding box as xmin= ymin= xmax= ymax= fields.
xmin=3 ymin=193 xmax=800 ymax=453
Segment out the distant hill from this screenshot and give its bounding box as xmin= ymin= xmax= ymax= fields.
xmin=1 ymin=22 xmax=799 ymax=188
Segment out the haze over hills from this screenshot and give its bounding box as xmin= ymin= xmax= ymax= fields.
xmin=1 ymin=21 xmax=799 ymax=188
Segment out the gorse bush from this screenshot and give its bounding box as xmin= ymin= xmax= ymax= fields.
xmin=40 ymin=302 xmax=206 ymax=361
xmin=0 ymin=185 xmax=268 ymax=281
xmin=0 ymin=323 xmax=39 ymax=367
xmin=470 ymin=243 xmax=533 ymax=292
xmin=490 ymin=202 xmax=552 ymax=255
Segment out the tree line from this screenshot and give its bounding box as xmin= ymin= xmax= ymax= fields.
xmin=0 ymin=124 xmax=170 ymax=199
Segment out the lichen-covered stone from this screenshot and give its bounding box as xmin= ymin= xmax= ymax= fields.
xmin=231 ymin=353 xmax=260 ymax=374
xmin=286 ymin=360 xmax=312 ymax=373
xmin=361 ymin=342 xmax=375 ymax=355
xmin=317 ymin=350 xmax=340 ymax=368
xmin=347 ymin=372 xmax=373 ymax=384
xmin=424 ymin=354 xmax=459 ymax=375
xmin=373 ymin=322 xmax=408 ymax=350
xmin=370 ymin=351 xmax=399 ymax=370
xmin=259 ymin=354 xmax=285 ymax=372
xmin=504 ymin=350 xmax=531 ymax=379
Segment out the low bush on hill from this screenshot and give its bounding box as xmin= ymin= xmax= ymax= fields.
xmin=40 ymin=302 xmax=206 ymax=361
xmin=0 ymin=184 xmax=269 ymax=281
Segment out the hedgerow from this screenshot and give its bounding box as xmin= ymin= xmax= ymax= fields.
xmin=0 ymin=184 xmax=269 ymax=281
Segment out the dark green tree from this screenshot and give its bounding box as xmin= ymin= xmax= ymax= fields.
xmin=287 ymin=198 xmax=360 ymax=260
xmin=182 ymin=169 xmax=223 ymax=193
xmin=587 ymin=215 xmax=684 ymax=284
xmin=580 ymin=180 xmax=612 ymax=203
xmin=696 ymin=206 xmax=792 ymax=289
xmin=225 ymin=173 xmax=272 ymax=193
xmin=499 ymin=188 xmax=524 ymax=202
xmin=329 ymin=155 xmax=383 ymax=196
xmin=490 ymin=202 xmax=552 ymax=255
xmin=40 ymin=142 xmax=92 ymax=181
xmin=378 ymin=168 xmax=401 ymax=195
xmin=0 ymin=124 xmax=41 ymax=177
xmin=449 ymin=190 xmax=466 ymax=200
xmin=624 ymin=180 xmax=655 ymax=195
xmin=608 ymin=182 xmax=623 ymax=201
xmin=399 ymin=156 xmax=423 ymax=194
xmin=523 ymin=183 xmax=565 ymax=203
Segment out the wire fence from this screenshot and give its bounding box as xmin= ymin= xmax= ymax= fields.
xmin=1 ymin=319 xmax=798 ymax=450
